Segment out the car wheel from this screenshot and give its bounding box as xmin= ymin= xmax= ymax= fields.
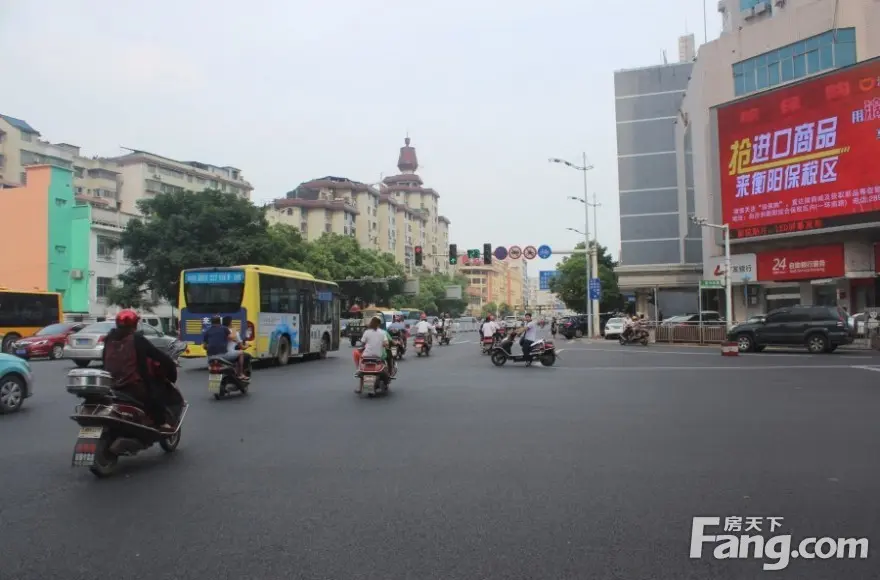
xmin=0 ymin=374 xmax=26 ymax=413
xmin=1 ymin=333 xmax=20 ymax=354
xmin=50 ymin=344 xmax=64 ymax=360
xmin=574 ymin=329 xmax=584 ymax=338
xmin=276 ymin=336 xmax=291 ymax=365
xmin=806 ymin=333 xmax=828 ymax=354
xmin=736 ymin=333 xmax=755 ymax=352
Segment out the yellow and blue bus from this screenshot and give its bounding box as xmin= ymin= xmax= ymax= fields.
xmin=0 ymin=288 xmax=63 ymax=353
xmin=178 ymin=265 xmax=340 ymax=364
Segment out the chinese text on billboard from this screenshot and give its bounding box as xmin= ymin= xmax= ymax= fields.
xmin=718 ymin=59 xmax=880 ymax=238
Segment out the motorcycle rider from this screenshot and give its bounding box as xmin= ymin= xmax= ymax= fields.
xmin=221 ymin=316 xmax=250 ymax=380
xmin=387 ymin=314 xmax=407 ymax=357
xmin=519 ymin=312 xmax=538 ymax=363
xmin=356 ymin=316 xmax=391 ymax=391
xmin=102 ymin=309 xmax=179 ymax=432
xmin=414 ymin=313 xmax=436 ymax=346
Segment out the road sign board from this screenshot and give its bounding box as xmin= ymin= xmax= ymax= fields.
xmin=588 ymin=278 xmax=601 ymax=301
xmin=539 ymin=271 xmax=559 ymax=290
xmin=508 ymin=245 xmax=523 ymax=259
xmin=700 ymin=279 xmax=724 ymax=288
xmin=523 ymin=245 xmax=537 ymax=259
xmin=537 ymin=245 xmax=552 ymax=259
xmin=494 ymin=246 xmax=508 ymax=260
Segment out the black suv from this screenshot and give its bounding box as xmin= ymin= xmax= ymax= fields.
xmin=728 ymin=305 xmax=854 ymax=354
xmin=559 ymin=313 xmax=619 ymax=339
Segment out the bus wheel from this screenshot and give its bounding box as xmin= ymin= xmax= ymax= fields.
xmin=320 ymin=335 xmax=330 ymax=359
xmin=276 ymin=336 xmax=291 ymax=365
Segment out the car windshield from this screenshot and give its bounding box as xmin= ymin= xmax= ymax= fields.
xmin=607 ymin=318 xmax=623 ymax=325
xmin=80 ymin=322 xmax=116 ymax=334
xmin=36 ymin=323 xmax=72 ymax=336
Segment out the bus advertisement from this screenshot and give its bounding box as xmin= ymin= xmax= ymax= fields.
xmin=178 ymin=265 xmax=341 ymax=364
xmin=0 ymin=289 xmax=63 ymax=353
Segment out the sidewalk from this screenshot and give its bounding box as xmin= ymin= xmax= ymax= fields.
xmin=557 ymin=335 xmax=880 ymax=355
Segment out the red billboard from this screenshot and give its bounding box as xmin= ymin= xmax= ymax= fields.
xmin=756 ymin=244 xmax=845 ymax=282
xmin=717 ymin=58 xmax=880 ymax=239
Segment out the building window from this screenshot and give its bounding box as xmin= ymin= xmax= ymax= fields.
xmin=732 ymin=28 xmax=856 ymax=96
xmin=96 ymin=277 xmax=113 ymax=299
xmin=96 ymin=236 xmax=115 ymax=259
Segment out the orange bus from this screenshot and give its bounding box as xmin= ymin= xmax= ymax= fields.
xmin=0 ymin=289 xmax=63 ymax=353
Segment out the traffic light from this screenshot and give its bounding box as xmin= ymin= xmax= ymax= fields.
xmin=414 ymin=245 xmax=423 ymax=267
xmin=467 ymin=249 xmax=480 ymax=259
xmin=448 ymin=244 xmax=457 ymax=265
xmin=483 ymin=243 xmax=492 ymax=264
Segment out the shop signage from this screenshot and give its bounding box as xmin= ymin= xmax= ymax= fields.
xmin=717 ymin=57 xmax=880 ymax=239
xmin=702 ymin=253 xmax=757 ymax=282
xmin=756 ymin=244 xmax=845 ymax=282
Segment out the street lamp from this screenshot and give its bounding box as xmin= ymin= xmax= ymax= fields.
xmin=551 ymin=153 xmax=596 ymax=337
xmin=691 ymin=216 xmax=733 ymax=330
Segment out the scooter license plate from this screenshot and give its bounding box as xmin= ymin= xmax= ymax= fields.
xmin=391 ymin=347 xmax=398 ymax=356
xmin=208 ymin=375 xmax=222 ymax=393
xmin=78 ymin=426 xmax=103 ymax=439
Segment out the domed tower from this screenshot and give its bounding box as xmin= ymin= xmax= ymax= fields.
xmin=397 ymin=136 xmax=418 ymax=174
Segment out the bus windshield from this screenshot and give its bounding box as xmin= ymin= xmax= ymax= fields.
xmin=182 ymin=270 xmax=245 ymax=313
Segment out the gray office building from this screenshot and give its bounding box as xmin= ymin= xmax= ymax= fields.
xmin=613 ymin=45 xmax=703 ymax=316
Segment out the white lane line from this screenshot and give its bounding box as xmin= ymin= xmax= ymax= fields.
xmin=852 ymin=365 xmax=880 ymax=372
xmin=544 ymin=365 xmax=863 ymax=371
xmin=556 ymin=346 xmax=877 ymax=359
xmin=452 ymin=340 xmax=472 ymax=345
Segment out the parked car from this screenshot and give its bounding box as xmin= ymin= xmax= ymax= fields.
xmin=11 ymin=322 xmax=86 ymax=360
xmin=62 ymin=321 xmax=178 ymax=367
xmin=603 ymin=317 xmax=626 ymax=339
xmin=0 ymin=353 xmax=33 ymax=413
xmin=728 ymin=305 xmax=854 ymax=354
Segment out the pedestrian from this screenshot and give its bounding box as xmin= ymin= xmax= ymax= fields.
xmin=550 ymin=317 xmax=557 ymax=339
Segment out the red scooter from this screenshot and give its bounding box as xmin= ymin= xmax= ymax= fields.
xmin=356 ymin=356 xmax=391 ymax=397
xmin=413 ymin=333 xmax=431 ymax=357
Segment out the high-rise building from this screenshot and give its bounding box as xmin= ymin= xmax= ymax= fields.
xmin=674 ymin=0 xmax=879 ymax=322
xmin=613 ymin=37 xmax=697 ymax=316
xmin=267 ymin=137 xmax=452 ymax=273
xmin=458 ymin=257 xmax=527 ymax=315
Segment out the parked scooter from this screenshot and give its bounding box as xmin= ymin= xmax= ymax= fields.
xmin=413 ymin=333 xmax=432 ymax=357
xmin=207 ymin=355 xmax=252 ymax=399
xmin=67 ymin=368 xmax=187 ymax=478
xmin=490 ymin=330 xmax=558 ymax=367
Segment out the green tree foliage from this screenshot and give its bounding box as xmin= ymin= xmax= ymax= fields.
xmin=109 ymin=190 xmax=276 ymax=307
xmin=498 ymin=302 xmax=513 ymax=317
xmin=402 ymin=273 xmax=468 ymax=316
xmin=109 ymin=190 xmax=416 ymax=312
xmin=481 ymin=302 xmax=498 ymax=317
xmin=549 ymin=242 xmax=623 ymax=314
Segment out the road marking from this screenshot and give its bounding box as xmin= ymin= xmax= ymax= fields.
xmin=852 ymin=365 xmax=880 ymax=372
xmin=452 ymin=340 xmax=472 ymax=345
xmin=544 ymin=364 xmax=863 ymax=371
xmin=556 ymin=346 xmax=877 ymax=359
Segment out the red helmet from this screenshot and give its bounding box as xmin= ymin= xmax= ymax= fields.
xmin=115 ymin=309 xmax=140 ymax=329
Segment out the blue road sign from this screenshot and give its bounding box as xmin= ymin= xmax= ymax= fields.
xmin=494 ymin=246 xmax=508 ymax=260
xmin=623 ymin=292 xmax=636 ymax=303
xmin=539 ymin=270 xmax=559 ymax=291
xmin=589 ymin=277 xmax=601 ymax=301
xmin=537 ymin=244 xmax=552 ymax=259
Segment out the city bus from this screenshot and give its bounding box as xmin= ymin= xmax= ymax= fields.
xmin=178 ymin=265 xmax=341 ymax=364
xmin=0 ymin=289 xmax=63 ymax=353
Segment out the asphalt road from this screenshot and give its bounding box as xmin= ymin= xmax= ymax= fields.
xmin=3 ymin=333 xmax=880 ymax=580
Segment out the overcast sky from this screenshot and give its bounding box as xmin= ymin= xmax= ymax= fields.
xmin=1 ymin=0 xmax=721 ymax=272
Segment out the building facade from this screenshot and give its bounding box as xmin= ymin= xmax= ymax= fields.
xmin=266 ymin=137 xmax=452 ymax=273
xmin=678 ymin=0 xmax=880 ymax=322
xmin=613 ymin=38 xmax=700 ymax=317
xmin=459 ymin=257 xmax=527 ymax=315
xmin=0 ymin=115 xmax=253 ymax=321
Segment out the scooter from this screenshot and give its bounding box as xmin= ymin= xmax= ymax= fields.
xmin=389 ymin=331 xmax=407 ymax=360
xmin=166 ymin=339 xmax=188 ymax=367
xmin=480 ymin=332 xmax=502 ymax=354
xmin=67 ymin=368 xmax=187 ymax=478
xmin=413 ymin=333 xmax=432 ymax=357
xmin=619 ymin=328 xmax=650 ymax=346
xmin=437 ymin=326 xmax=452 ymax=346
xmin=207 ymin=355 xmax=252 ymax=399
xmin=490 ymin=331 xmax=557 ymax=367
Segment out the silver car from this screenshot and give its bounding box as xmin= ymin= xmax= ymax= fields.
xmin=63 ymin=321 xmax=178 ymax=368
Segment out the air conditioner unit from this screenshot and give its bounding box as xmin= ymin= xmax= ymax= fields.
xmin=70 ymin=269 xmax=84 ymax=279
xmin=754 ymin=1 xmax=769 ymax=13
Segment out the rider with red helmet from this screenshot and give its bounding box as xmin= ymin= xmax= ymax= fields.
xmin=102 ymin=309 xmax=179 ymax=431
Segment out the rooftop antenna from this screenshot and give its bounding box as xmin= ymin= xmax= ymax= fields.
xmin=703 ymin=0 xmax=709 ymax=44
xmin=662 ymin=49 xmax=668 ymax=65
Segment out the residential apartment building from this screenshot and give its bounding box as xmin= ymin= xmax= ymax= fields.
xmin=266 ymin=137 xmax=452 ymax=273
xmin=0 ymin=114 xmax=253 ymax=321
xmin=613 ymin=36 xmax=699 ymax=317
xmin=526 ymin=277 xmax=566 ymax=314
xmin=673 ymin=0 xmax=880 ymax=322
xmin=459 ymin=257 xmax=527 ymax=315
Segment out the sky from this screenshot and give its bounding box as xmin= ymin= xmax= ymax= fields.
xmin=0 ymin=0 xmax=721 ymax=274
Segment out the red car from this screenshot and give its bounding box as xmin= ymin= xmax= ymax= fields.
xmin=12 ymin=323 xmax=86 ymax=360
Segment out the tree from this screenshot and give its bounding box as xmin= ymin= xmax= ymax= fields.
xmin=109 ymin=189 xmax=276 ymax=309
xmin=481 ymin=302 xmax=498 ymax=317
xmin=395 ymin=272 xmax=468 ymax=316
xmin=498 ymin=302 xmax=513 ymax=317
xmin=549 ymin=242 xmax=622 ymax=314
